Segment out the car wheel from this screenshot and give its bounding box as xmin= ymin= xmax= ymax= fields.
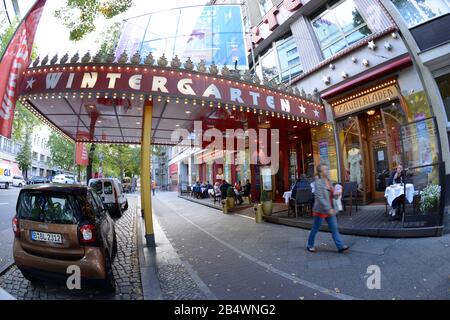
xmin=18 ymin=183 xmax=22 ymax=187
xmin=102 ymin=254 xmax=116 ymax=292
xmin=5 ymin=182 xmax=9 ymax=189
xmin=20 ymin=270 xmax=39 ymax=283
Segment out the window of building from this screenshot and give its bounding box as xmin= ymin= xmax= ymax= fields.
xmin=258 ymin=0 xmax=273 ymax=17
xmin=32 ymin=152 xmax=38 ymax=160
xmin=40 ymin=154 xmax=45 ymax=162
xmin=256 ymin=35 xmax=303 ymax=83
xmin=391 ymin=0 xmax=450 ymax=28
xmin=436 ymin=72 xmax=450 ymax=121
xmin=276 ymin=36 xmax=303 ymax=82
xmin=311 ymin=0 xmax=372 ymax=59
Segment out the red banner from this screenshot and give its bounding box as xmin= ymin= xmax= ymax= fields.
xmin=75 ymin=143 xmax=89 ymax=166
xmin=0 ymin=0 xmax=46 ymax=138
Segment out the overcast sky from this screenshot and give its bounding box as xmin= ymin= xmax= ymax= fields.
xmin=6 ymin=0 xmax=209 ymax=57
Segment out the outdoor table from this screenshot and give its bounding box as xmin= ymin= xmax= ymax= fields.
xmin=283 ymin=191 xmax=292 ymax=204
xmin=384 ymin=183 xmax=414 ymax=206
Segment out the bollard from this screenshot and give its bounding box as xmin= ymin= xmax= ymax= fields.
xmin=222 ymin=200 xmax=228 ymax=214
xmin=254 ymin=204 xmax=263 ymax=223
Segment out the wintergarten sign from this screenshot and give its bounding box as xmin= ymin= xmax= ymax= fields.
xmin=20 ymin=63 xmax=325 ymax=122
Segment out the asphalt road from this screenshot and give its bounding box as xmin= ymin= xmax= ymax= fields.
xmin=0 ymin=187 xmax=21 ymax=273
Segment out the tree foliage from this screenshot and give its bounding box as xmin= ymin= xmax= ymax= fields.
xmin=15 ymin=131 xmax=32 ymax=178
xmin=92 ymin=144 xmax=140 ymax=178
xmin=12 ymin=103 xmax=41 ymax=143
xmin=95 ymin=21 xmax=123 ymax=55
xmin=54 ymin=0 xmax=133 ymax=41
xmin=47 ymin=133 xmax=75 ymax=171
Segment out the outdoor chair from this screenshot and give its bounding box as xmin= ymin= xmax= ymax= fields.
xmin=342 ymin=181 xmax=358 ymax=216
xmin=288 ymin=188 xmax=312 ymax=218
xmin=212 ymin=188 xmax=221 ymax=204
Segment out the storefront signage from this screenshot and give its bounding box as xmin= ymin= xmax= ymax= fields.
xmin=333 ymin=85 xmax=398 ymax=118
xmin=247 ymin=1 xmax=303 ymax=51
xmin=21 ymin=65 xmax=325 ymax=121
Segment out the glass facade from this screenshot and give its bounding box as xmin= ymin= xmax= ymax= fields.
xmin=391 ymin=0 xmax=450 ymax=28
xmin=311 ymin=124 xmax=338 ymax=182
xmin=311 ymin=0 xmax=372 ymax=59
xmin=258 ymin=0 xmax=273 ymax=16
xmin=256 ymin=35 xmax=303 ymax=83
xmin=436 ymin=72 xmax=450 ymax=121
xmin=115 ymin=5 xmax=248 ymax=68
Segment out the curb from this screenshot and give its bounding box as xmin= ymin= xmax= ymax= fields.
xmin=136 ymin=209 xmax=163 ymax=300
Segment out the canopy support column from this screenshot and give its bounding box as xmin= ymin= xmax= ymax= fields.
xmin=141 ymin=99 xmax=155 ymax=247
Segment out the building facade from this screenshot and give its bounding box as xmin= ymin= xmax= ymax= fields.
xmin=0 ymin=126 xmax=58 ymax=179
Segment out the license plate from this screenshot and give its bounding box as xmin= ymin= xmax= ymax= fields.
xmin=30 ymin=231 xmax=63 ymax=244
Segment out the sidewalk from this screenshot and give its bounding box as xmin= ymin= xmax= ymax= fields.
xmin=149 ymin=191 xmax=450 ymax=299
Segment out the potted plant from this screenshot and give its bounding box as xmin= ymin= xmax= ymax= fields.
xmin=419 ymin=184 xmax=441 ymax=214
xmin=226 ymin=186 xmax=235 ymax=211
xmin=260 ymin=189 xmax=273 ymax=216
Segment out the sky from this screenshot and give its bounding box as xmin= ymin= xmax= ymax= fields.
xmin=5 ymin=0 xmax=209 ymax=57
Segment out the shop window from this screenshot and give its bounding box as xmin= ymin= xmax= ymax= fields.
xmin=311 ymin=0 xmax=372 ymax=59
xmin=258 ymin=0 xmax=273 ymax=16
xmin=382 ymin=102 xmax=408 ymax=169
xmin=311 ymin=124 xmax=338 ymax=182
xmin=391 ymin=0 xmax=450 ymax=28
xmin=288 ymin=149 xmax=298 ymax=188
xmin=436 ymin=72 xmax=450 ymax=121
xmin=337 ymin=117 xmax=363 ymax=189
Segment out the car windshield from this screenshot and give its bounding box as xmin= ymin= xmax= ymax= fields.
xmin=90 ymin=180 xmax=103 ymax=194
xmin=17 ymin=191 xmax=78 ymax=224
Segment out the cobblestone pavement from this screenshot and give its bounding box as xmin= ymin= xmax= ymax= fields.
xmin=0 ymin=196 xmax=143 ymax=300
xmin=157 ymin=264 xmax=207 ymax=300
xmin=152 ymin=192 xmax=450 ymax=300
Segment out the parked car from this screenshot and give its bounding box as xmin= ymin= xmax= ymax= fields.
xmin=53 ymin=174 xmax=76 ymax=184
xmin=88 ymin=178 xmax=128 ymax=218
xmin=12 ymin=175 xmax=27 ymax=187
xmin=0 ymin=164 xmax=13 ymax=189
xmin=27 ymin=176 xmax=49 ymax=185
xmin=12 ymin=184 xmax=117 ymax=291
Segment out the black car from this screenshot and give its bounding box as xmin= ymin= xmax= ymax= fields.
xmin=27 ymin=176 xmax=50 ymax=184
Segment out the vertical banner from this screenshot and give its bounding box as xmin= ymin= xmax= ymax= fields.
xmin=75 ymin=143 xmax=89 ymax=166
xmin=0 ymin=0 xmax=46 ymax=138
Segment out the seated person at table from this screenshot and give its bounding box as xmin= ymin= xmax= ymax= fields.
xmin=220 ymin=180 xmax=232 ymax=200
xmin=202 ymin=181 xmax=212 ymax=198
xmin=192 ymin=180 xmax=202 ymax=198
xmin=209 ymin=182 xmax=221 ymax=198
xmin=388 ymin=164 xmax=405 ymax=185
xmin=290 ymin=174 xmax=311 ymax=211
xmin=242 ymin=179 xmax=251 ymax=197
xmin=234 ymin=180 xmax=243 ymax=205
xmin=387 ymin=164 xmax=406 ymax=219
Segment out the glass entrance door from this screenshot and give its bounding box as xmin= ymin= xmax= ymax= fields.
xmin=369 ymin=139 xmax=389 ymax=199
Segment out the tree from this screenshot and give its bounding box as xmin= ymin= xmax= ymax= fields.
xmin=15 ymin=131 xmax=32 ymax=178
xmin=54 ymin=0 xmax=134 ymax=41
xmin=47 ymin=133 xmax=75 ymax=171
xmin=95 ymin=21 xmax=123 ymax=55
xmin=12 ymin=103 xmax=41 ymax=142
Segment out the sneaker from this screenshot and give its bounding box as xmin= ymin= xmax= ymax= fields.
xmin=338 ymin=245 xmax=350 ymax=253
xmin=307 ymin=247 xmax=317 ymax=253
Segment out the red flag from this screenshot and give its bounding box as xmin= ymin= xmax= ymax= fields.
xmin=0 ymin=0 xmax=46 ymax=138
xmin=75 ymin=143 xmax=89 ymax=166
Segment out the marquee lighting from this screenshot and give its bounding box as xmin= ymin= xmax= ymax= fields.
xmin=331 ymin=79 xmax=397 ymax=106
